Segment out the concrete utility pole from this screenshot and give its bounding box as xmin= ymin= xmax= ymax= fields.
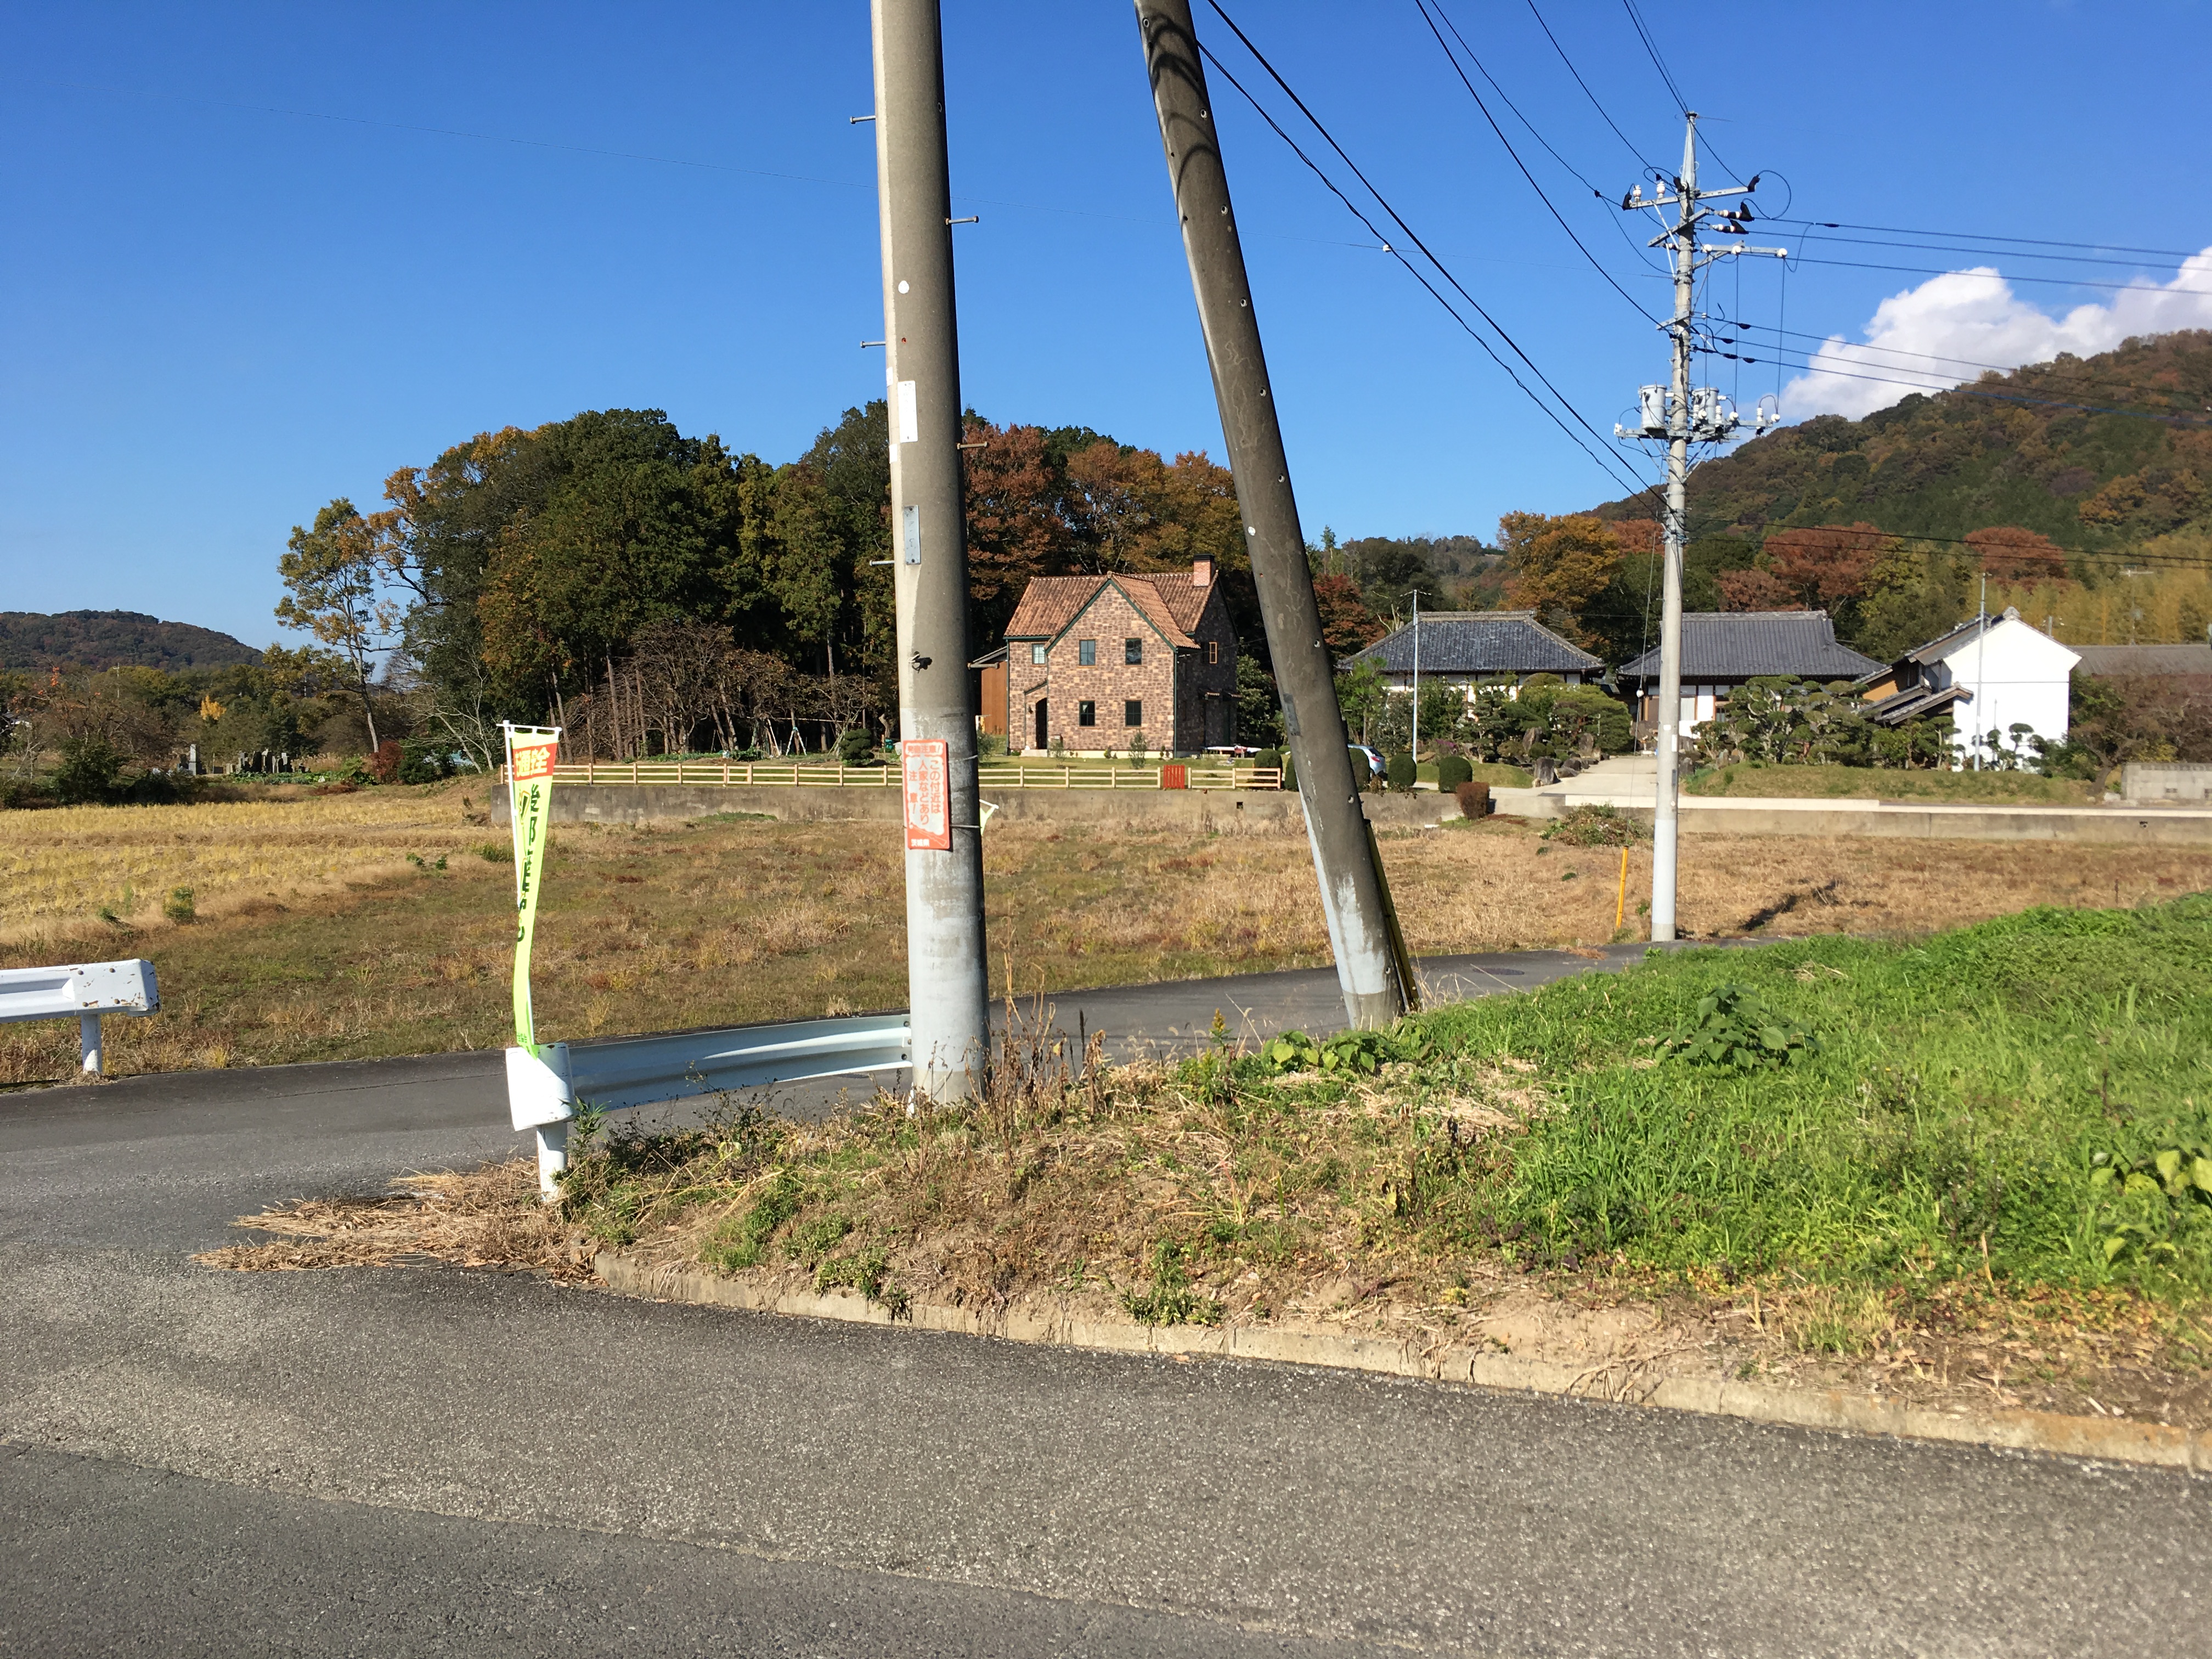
xmin=1617 ymin=115 xmax=1784 ymax=941
xmin=1409 ymin=588 xmax=1423 ymax=763
xmin=1136 ymin=0 xmax=1407 ymax=1027
xmin=871 ymin=0 xmax=989 ymax=1093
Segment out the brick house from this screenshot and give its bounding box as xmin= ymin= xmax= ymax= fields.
xmin=1000 ymin=557 xmax=1239 ymax=754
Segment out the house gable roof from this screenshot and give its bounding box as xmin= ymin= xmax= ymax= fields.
xmin=1618 ymin=611 xmax=1883 ymax=682
xmin=1002 ymin=571 xmax=1211 ymax=650
xmin=1339 ymin=611 xmax=1600 ymax=676
xmin=1900 ymin=610 xmax=2079 ymax=672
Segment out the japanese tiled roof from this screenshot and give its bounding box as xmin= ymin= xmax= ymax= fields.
xmin=2071 ymin=643 xmax=2212 ymax=677
xmin=1617 ymin=611 xmax=1883 ymax=682
xmin=1002 ymin=572 xmax=1208 ymax=648
xmin=1338 ymin=611 xmax=1600 ymax=675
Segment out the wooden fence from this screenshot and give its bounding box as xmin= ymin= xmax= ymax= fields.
xmin=526 ymin=759 xmax=1283 ymax=791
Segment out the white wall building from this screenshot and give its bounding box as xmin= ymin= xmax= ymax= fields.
xmin=1880 ymin=607 xmax=2080 ymax=767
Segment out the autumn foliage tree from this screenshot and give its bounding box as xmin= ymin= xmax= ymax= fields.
xmin=1497 ymin=512 xmax=1624 ymax=650
xmin=1965 ymin=526 xmax=2070 ymax=584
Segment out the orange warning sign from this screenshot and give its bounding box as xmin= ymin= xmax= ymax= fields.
xmin=902 ymin=738 xmax=951 ymax=850
xmin=510 ymin=740 xmax=558 ymax=782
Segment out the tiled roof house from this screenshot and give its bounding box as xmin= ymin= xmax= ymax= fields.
xmin=1338 ymin=611 xmax=1600 ymax=690
xmin=998 ymin=557 xmax=1238 ymax=754
xmin=1617 ymin=611 xmax=1883 ymax=731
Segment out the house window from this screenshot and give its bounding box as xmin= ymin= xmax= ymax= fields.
xmin=1078 ymin=639 xmax=1096 ymax=666
xmin=1030 ymin=644 xmax=1047 ymax=665
xmin=1078 ymin=701 xmax=1096 ymax=726
xmin=1124 ymin=699 xmax=1142 ymax=727
xmin=1125 ymin=638 xmax=1143 ymax=665
xmin=1207 ymin=640 xmax=1219 ymax=664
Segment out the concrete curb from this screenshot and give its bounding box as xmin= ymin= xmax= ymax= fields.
xmin=596 ymin=1253 xmax=2212 ymax=1473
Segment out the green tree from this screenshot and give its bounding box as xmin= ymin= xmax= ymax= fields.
xmin=276 ymin=500 xmax=400 ymax=750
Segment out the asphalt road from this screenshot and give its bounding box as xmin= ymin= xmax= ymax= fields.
xmin=3 ymin=949 xmax=2207 ymax=1657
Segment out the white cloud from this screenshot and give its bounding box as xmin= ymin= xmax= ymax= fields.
xmin=1780 ymin=249 xmax=2212 ymax=421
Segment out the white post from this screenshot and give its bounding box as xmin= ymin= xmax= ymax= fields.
xmin=535 ymin=1123 xmax=568 ymax=1199
xmin=1409 ymin=589 xmax=1422 ymax=764
xmin=79 ymin=1011 xmax=101 ymax=1076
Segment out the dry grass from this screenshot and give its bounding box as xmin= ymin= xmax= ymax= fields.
xmin=0 ymin=782 xmax=492 ymax=944
xmin=194 ymin=1160 xmax=597 ymax=1279
xmin=5 ymin=789 xmax=2211 ymax=1086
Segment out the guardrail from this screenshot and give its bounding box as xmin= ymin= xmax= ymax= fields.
xmin=0 ymin=958 xmax=160 ymax=1076
xmin=506 ymin=1012 xmax=912 ymax=1195
xmin=527 ymin=759 xmax=1282 ymax=791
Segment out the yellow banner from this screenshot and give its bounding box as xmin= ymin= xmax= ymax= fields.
xmin=505 ymin=725 xmax=562 ymax=1053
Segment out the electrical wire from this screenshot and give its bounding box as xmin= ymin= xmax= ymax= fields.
xmin=1763 ymin=229 xmax=2208 ymax=274
xmin=1788 ymin=254 xmax=2212 ymax=300
xmin=1523 ymin=0 xmax=1654 ymax=170
xmin=1413 ymin=0 xmax=1657 ymax=321
xmin=1193 ymin=38 xmax=1646 ymax=500
xmin=1198 ymin=0 xmax=1655 ymax=499
xmin=1768 ymin=218 xmax=2209 ymax=264
xmin=1620 ymin=0 xmax=1689 ymax=116
xmin=1694 ymin=344 xmax=2212 ymax=428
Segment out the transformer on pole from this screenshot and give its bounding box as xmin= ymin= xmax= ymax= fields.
xmin=1615 ymin=116 xmax=1785 ymax=940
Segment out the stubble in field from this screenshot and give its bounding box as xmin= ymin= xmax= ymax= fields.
xmin=4 ymin=788 xmax=2209 ymax=1084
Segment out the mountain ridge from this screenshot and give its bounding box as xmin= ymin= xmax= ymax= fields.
xmin=0 ymin=610 xmax=262 ymax=673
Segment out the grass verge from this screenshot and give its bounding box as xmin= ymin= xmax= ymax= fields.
xmin=1685 ymin=762 xmax=2100 ymax=804
xmin=211 ymin=897 xmax=2212 ymax=1429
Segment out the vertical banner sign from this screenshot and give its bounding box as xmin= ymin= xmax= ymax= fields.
xmin=504 ymin=724 xmax=563 ymax=1053
xmin=902 ymin=738 xmax=951 ymax=851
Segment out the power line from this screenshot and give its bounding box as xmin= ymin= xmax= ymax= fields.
xmin=1620 ymin=0 xmax=1688 ymax=115
xmin=1769 ymin=217 xmax=2209 ymax=264
xmin=1523 ymin=0 xmax=1654 ymax=169
xmin=1789 ymin=252 xmax=2212 ymax=300
xmin=1193 ymin=31 xmax=1647 ymax=499
xmin=1413 ymin=0 xmax=1657 ymax=322
xmin=1770 ymin=229 xmax=2209 ymax=274
xmin=1712 ymin=319 xmax=2212 ymax=411
xmin=1199 ymin=1 xmax=1656 ymax=499
xmin=1695 ymin=346 xmax=2212 ymax=428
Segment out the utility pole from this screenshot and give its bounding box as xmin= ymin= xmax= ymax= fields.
xmin=1135 ymin=0 xmax=1408 ymax=1026
xmin=1617 ymin=115 xmax=1784 ymax=942
xmin=1409 ymin=588 xmax=1423 ymax=763
xmin=870 ymin=0 xmax=989 ymax=1093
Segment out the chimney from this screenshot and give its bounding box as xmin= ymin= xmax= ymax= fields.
xmin=1191 ymin=555 xmax=1215 ymax=589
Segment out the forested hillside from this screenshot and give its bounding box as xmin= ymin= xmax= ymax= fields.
xmin=1593 ymin=330 xmax=2212 ymax=549
xmin=0 ymin=611 xmax=259 ymax=673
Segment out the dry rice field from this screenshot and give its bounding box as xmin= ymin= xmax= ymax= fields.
xmin=5 ymin=783 xmax=2210 ymax=1085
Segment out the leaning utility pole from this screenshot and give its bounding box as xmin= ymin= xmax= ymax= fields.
xmin=1617 ymin=115 xmax=1783 ymax=941
xmin=1136 ymin=0 xmax=1408 ymax=1026
xmin=871 ymin=0 xmax=989 ymax=1093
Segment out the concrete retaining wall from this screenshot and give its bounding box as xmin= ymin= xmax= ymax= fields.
xmin=1490 ymin=787 xmax=2212 ymax=843
xmin=493 ymin=782 xmax=1447 ymax=832
xmin=2122 ymin=762 xmax=2212 ymax=804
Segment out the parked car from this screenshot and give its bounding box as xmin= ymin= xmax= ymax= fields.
xmin=1202 ymin=744 xmax=1259 ymax=758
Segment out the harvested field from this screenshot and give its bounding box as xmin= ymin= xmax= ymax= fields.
xmin=5 ymin=787 xmax=2211 ymax=1084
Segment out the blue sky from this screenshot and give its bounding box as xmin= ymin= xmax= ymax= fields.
xmin=4 ymin=1 xmax=2208 ymax=647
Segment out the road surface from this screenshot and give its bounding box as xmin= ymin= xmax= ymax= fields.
xmin=2 ymin=947 xmax=2204 ymax=1656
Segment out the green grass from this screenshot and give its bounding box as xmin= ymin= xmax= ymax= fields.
xmin=551 ymin=896 xmax=2212 ymax=1352
xmin=1417 ymin=761 xmax=1534 ymax=789
xmin=1424 ymin=898 xmax=2212 ymax=1300
xmin=1685 ymin=761 xmax=2098 ymax=804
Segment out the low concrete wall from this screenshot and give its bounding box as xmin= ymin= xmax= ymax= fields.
xmin=494 ymin=782 xmax=1450 ymax=832
xmin=2123 ymin=762 xmax=2212 ymax=804
xmin=1491 ymin=786 xmax=2212 ymax=843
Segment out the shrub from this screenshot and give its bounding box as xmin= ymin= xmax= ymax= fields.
xmin=1436 ymin=753 xmax=1473 ymax=791
xmin=52 ymin=736 xmax=126 ymax=805
xmin=1658 ymin=983 xmax=1820 ymax=1071
xmin=367 ymin=740 xmax=403 ymax=785
xmin=1385 ymin=751 xmax=1416 ymax=792
xmin=397 ymin=738 xmax=450 ymax=785
xmin=162 ymin=887 xmax=196 ymax=924
xmin=1454 ymin=780 xmax=1491 ymax=819
xmin=835 ymin=727 xmax=878 ymax=767
xmin=1252 ymin=747 xmax=1280 ymax=774
xmin=1543 ymin=803 xmax=1649 ymax=847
